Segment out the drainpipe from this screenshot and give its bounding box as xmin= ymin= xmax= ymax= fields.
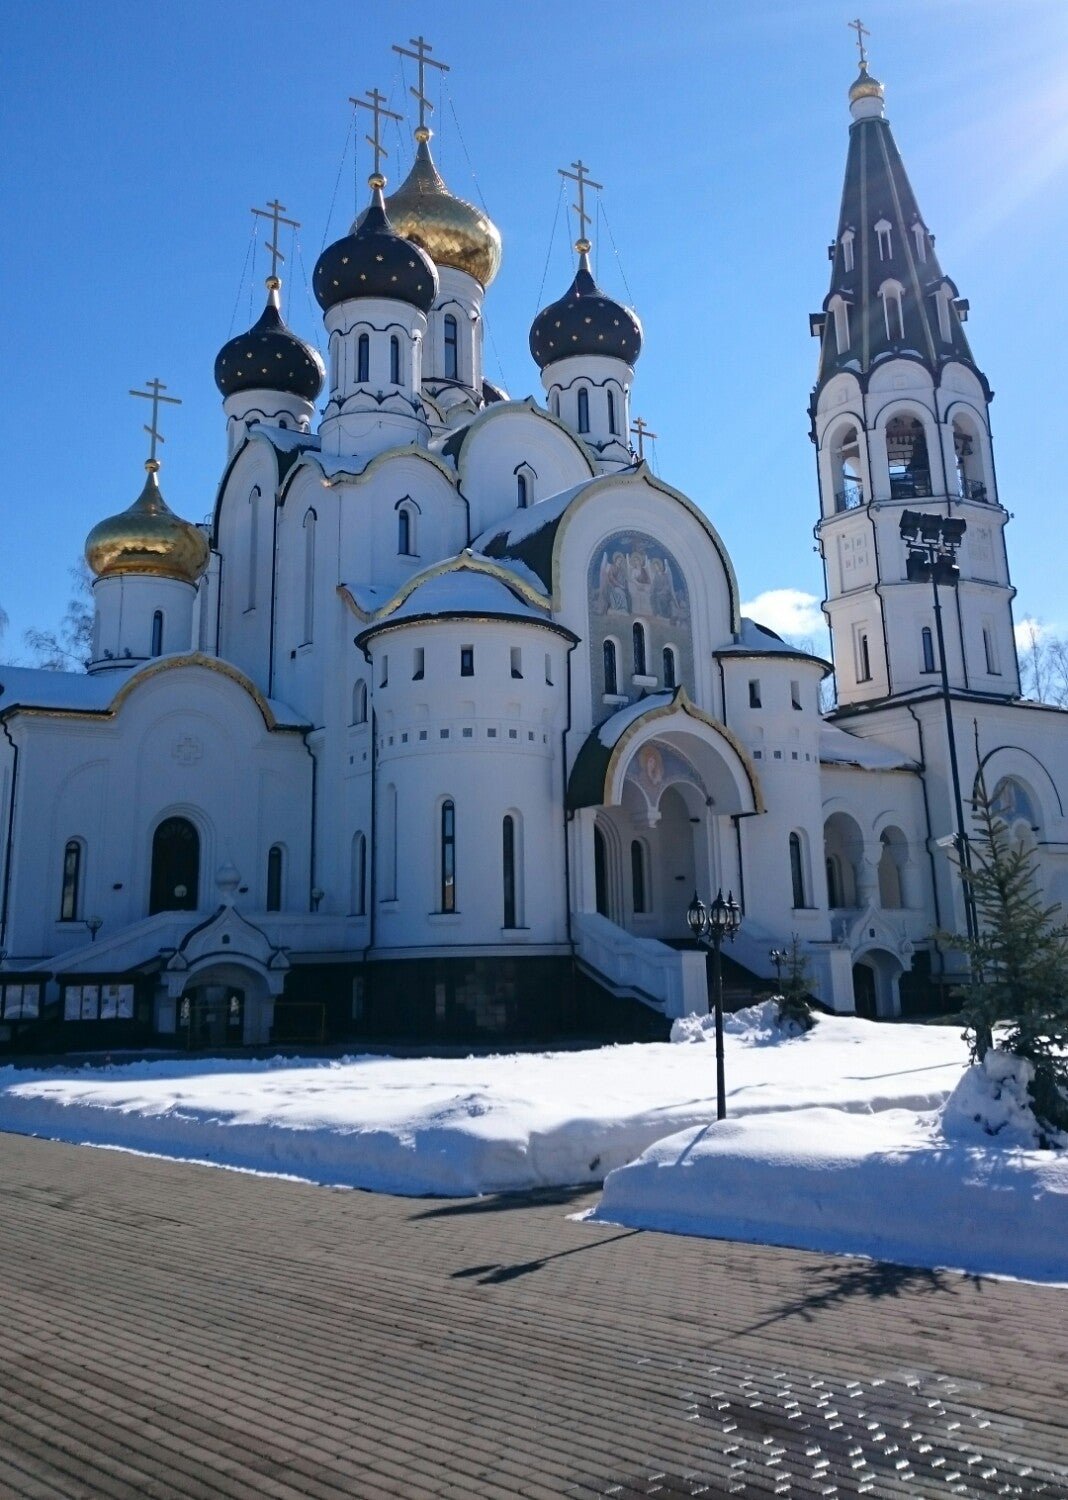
xmin=0 ymin=714 xmax=19 ymax=953
xmin=561 ymin=638 xmax=578 ymax=952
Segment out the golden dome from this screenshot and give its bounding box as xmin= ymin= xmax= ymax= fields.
xmin=849 ymin=64 xmax=885 ymax=103
xmin=382 ymin=129 xmax=502 ymax=288
xmin=85 ymin=462 xmax=209 ymax=585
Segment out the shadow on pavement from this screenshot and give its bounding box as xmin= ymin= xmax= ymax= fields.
xmin=410 ymin=1183 xmax=595 ymax=1219
xmin=450 ymin=1229 xmax=642 ymax=1285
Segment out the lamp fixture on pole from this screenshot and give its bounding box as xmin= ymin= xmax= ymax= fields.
xmin=686 ymin=888 xmax=742 ymax=1121
xmin=769 ymin=947 xmax=788 ymax=992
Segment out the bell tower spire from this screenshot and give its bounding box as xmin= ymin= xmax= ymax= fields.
xmin=811 ymin=35 xmax=1019 ymax=710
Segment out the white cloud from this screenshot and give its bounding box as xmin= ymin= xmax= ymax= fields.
xmin=741 ymin=588 xmax=826 ymax=643
xmin=1014 ymin=616 xmax=1054 ymax=652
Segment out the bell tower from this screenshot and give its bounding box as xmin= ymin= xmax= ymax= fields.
xmin=811 ymin=37 xmax=1019 ymax=708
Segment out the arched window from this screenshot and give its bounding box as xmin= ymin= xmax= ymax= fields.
xmin=875 ymin=218 xmax=892 ymax=260
xmin=398 ymin=506 xmax=412 ymax=556
xmin=357 ymin=333 xmax=370 ymax=383
xmin=149 ymin=817 xmax=200 ymax=914
xmin=879 ymin=281 xmax=904 ymax=342
xmin=502 ymin=815 xmax=517 ymax=928
xmin=840 ymin=229 xmax=855 ymax=272
xmin=390 ymin=335 xmax=400 ymax=385
xmin=632 ymin=621 xmax=647 ymax=677
xmin=551 ymin=392 xmax=560 ymax=418
xmin=150 ymin=611 xmax=163 ymax=658
xmin=789 ymin=832 xmax=806 ymax=909
xmin=302 ymin=510 xmax=316 ymax=643
xmin=351 ymin=832 xmax=367 ymax=916
xmin=831 ymin=296 xmax=850 ymax=354
xmin=352 ymin=680 xmax=367 ymax=724
xmin=59 ymin=839 xmax=83 ymax=921
xmin=825 ymin=855 xmax=842 ymax=909
xmin=440 ymin=799 xmax=456 ymax=913
xmin=662 ymin=646 xmax=677 ymax=689
xmin=247 ymin=486 xmax=260 ymax=611
xmin=607 ymin=389 xmax=617 ymax=435
xmin=953 ymin=416 xmax=987 ymax=501
xmin=577 ymin=387 xmax=590 ymax=433
xmin=630 ymin=840 xmax=647 ymax=914
xmin=517 ymin=472 xmax=529 ymax=509
xmin=603 ymin=639 xmax=618 ymax=696
xmin=594 ymin=825 xmax=608 ymax=917
xmin=921 ymin=626 xmax=936 ymax=673
xmin=832 ymin=425 xmax=864 ymax=511
xmin=266 ymin=845 xmax=283 ymax=911
xmin=877 ymin=829 xmax=905 ymax=909
xmin=885 ymin=415 xmax=930 ymax=498
xmin=443 ymin=314 xmax=458 ymax=379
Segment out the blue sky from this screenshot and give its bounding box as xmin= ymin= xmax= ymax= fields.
xmin=4 ymin=0 xmax=1068 ymax=658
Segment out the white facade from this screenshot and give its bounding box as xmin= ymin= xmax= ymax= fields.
xmin=2 ymin=61 xmax=1067 ymax=1046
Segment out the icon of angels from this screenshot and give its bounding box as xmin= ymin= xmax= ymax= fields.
xmin=590 ymin=532 xmax=688 ymax=622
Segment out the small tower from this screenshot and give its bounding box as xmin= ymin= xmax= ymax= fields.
xmin=530 ymin=162 xmax=641 ymax=471
xmin=85 ymin=382 xmax=208 ymax=671
xmin=313 ymin=167 xmax=438 ymax=460
xmin=811 ymin=44 xmax=1018 ymax=707
xmin=383 ymin=37 xmax=501 ymax=417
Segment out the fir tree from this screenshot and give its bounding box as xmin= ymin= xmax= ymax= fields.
xmin=776 ymin=933 xmax=816 ymax=1032
xmin=947 ymin=771 xmax=1068 ymax=1143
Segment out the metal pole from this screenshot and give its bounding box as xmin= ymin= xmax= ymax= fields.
xmin=713 ymin=935 xmax=726 ymax=1121
xmin=931 ymin=568 xmax=978 ymax=944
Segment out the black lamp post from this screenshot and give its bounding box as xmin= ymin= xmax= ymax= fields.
xmin=687 ymin=888 xmax=742 ymax=1121
xmin=899 ymin=510 xmax=978 ymax=946
xmin=769 ymin=947 xmax=788 ymax=991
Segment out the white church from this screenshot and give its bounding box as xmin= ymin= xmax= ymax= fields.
xmin=1 ymin=45 xmax=1066 ymax=1049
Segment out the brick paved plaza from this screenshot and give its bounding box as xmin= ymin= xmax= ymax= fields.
xmin=0 ymin=1133 xmax=1065 ymax=1498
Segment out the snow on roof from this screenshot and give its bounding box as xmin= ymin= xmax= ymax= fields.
xmin=596 ymin=691 xmax=674 ymax=747
xmin=474 ymin=477 xmax=599 ymax=554
xmin=342 ymin=582 xmax=391 ymax=616
xmin=465 ymin=552 xmax=548 ymax=601
xmin=715 ymin=618 xmax=831 ymax=670
xmin=386 ymin=570 xmax=549 ymax=625
xmin=253 ymin=426 xmax=319 ymax=454
xmin=819 ymin=722 xmax=918 ymax=771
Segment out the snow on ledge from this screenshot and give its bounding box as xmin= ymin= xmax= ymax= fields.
xmin=820 ymin=722 xmax=918 ymax=772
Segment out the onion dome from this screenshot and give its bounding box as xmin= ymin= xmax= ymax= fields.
xmin=214 ymin=278 xmax=324 ymax=401
xmin=314 ymin=181 xmax=437 ymax=313
xmin=849 ymin=63 xmax=885 ymax=104
xmin=383 ymin=128 xmax=501 ymax=288
xmin=85 ymin=462 xmax=209 ymax=585
xmin=529 ymin=241 xmax=643 ymax=370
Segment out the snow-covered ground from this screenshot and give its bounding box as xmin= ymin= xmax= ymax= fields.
xmin=0 ymin=1010 xmax=1063 ymax=1282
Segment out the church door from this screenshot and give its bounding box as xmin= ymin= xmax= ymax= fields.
xmin=852 ymin=962 xmax=877 ymax=1019
xmin=594 ymin=826 xmax=609 ymax=917
xmin=150 ymin=817 xmax=200 ymax=914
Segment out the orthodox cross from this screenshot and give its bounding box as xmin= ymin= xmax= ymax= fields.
xmin=630 ymin=416 xmax=657 ymax=461
xmin=392 ymin=35 xmax=449 ymax=132
xmin=848 ymin=17 xmax=870 ymax=68
xmin=129 ymin=378 xmax=181 ymax=468
xmin=351 ymin=87 xmax=403 ymax=182
xmin=559 ymin=159 xmax=602 ymax=247
xmin=250 ymin=198 xmax=300 ymax=281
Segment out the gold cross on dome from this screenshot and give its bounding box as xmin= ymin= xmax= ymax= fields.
xmin=559 ymin=158 xmax=603 ymax=248
xmin=129 ymin=378 xmax=181 ymax=468
xmin=848 ymin=17 xmax=870 ymax=67
xmin=351 ymin=87 xmax=404 ymax=183
xmin=392 ymin=34 xmax=449 ymax=133
xmin=250 ymin=198 xmax=301 ymax=281
xmin=630 ymin=415 xmax=657 ymax=461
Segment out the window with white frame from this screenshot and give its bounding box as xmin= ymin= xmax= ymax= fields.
xmin=880 ymin=280 xmax=904 ymax=341
xmin=832 ymin=297 xmax=850 ymax=354
xmin=841 ymin=229 xmax=855 ymax=272
xmin=302 ymin=509 xmax=316 ymax=644
xmin=911 ymin=221 xmax=928 ymax=262
xmin=875 ymin=218 xmax=892 ymax=260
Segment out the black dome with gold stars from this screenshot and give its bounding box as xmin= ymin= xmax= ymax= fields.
xmin=314 ymin=187 xmax=438 ymax=314
xmin=530 ymin=248 xmax=642 ymax=370
xmin=214 ymin=282 xmax=324 ymax=401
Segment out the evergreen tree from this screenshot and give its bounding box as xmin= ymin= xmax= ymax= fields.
xmin=947 ymin=772 xmax=1068 ymax=1143
xmin=777 ymin=933 xmax=816 ymax=1032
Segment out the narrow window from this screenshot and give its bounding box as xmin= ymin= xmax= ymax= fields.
xmin=748 ymin=679 xmax=761 ymax=708
xmin=875 ymin=219 xmax=892 ymax=260
xmin=352 ymin=832 xmax=367 ymax=915
xmin=502 ymin=815 xmax=517 ymax=928
xmin=882 ymin=285 xmax=904 ymax=341
xmin=841 ymin=230 xmax=855 ymax=272
xmin=510 ymin=647 xmax=523 ymax=679
xmin=544 ymin=653 xmax=553 ymax=686
xmin=833 ymin=299 xmax=850 ymax=354
xmin=443 ymin=314 xmax=458 ymax=379
xmin=607 ymin=389 xmax=617 ymax=435
xmin=412 ymin=647 xmax=425 ymax=681
xmin=247 ymin=486 xmax=259 ymax=611
xmin=632 ymin=622 xmax=647 ymax=677
xmin=398 ymin=507 xmax=412 ymax=555
xmin=150 ymin=611 xmax=163 ymax=658
xmin=389 ymin=335 xmax=400 ymax=385
xmin=631 ymin=840 xmax=647 ymax=914
xmin=551 ymin=392 xmax=560 ymax=418
xmin=984 ymin=627 xmax=999 ymax=675
xmin=60 ymin=839 xmax=82 ymax=921
xmin=791 ymin=679 xmax=802 ymax=710
xmin=357 ymin=332 xmax=370 ymax=383
xmin=302 ymin=510 xmax=316 ymax=644
xmin=460 ymin=646 xmax=474 ymax=677
xmin=577 ymin=387 xmax=590 ymax=433
xmin=790 ymin=833 xmax=806 ymax=909
xmin=603 ymin=639 xmax=618 ymax=696
xmin=936 ymin=288 xmax=953 ymax=343
xmin=353 ymin=680 xmax=368 ymax=723
xmin=858 ymin=632 xmax=872 ymax=682
xmin=921 ymin=626 xmax=935 ymax=673
xmin=440 ymin=800 xmax=456 ymax=912
xmin=912 ymin=221 xmax=928 ymax=262
xmin=517 ymin=472 xmax=529 ymax=508
xmin=594 ymin=825 xmax=608 ymax=917
xmin=662 ymin=646 xmax=677 ymax=689
xmin=379 ymin=653 xmax=388 ymax=688
xmin=826 ymin=856 xmax=841 ymax=909
xmin=266 ymin=845 xmax=283 ymax=912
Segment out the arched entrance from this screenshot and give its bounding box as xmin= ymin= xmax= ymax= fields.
xmin=150 ymin=816 xmax=200 ymax=914
xmin=852 ymin=948 xmax=904 ymax=1019
xmin=177 ymin=982 xmax=245 ymax=1048
xmin=852 ymin=962 xmax=877 ymax=1019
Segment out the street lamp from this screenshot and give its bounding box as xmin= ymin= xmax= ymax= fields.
xmin=687 ymin=888 xmax=742 ymax=1121
xmin=85 ymin=917 xmax=103 ymax=943
xmin=769 ymin=947 xmax=788 ymax=992
xmin=899 ymin=510 xmax=978 ymax=946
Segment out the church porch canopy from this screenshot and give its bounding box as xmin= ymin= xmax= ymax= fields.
xmin=568 ymin=689 xmax=764 ymax=819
